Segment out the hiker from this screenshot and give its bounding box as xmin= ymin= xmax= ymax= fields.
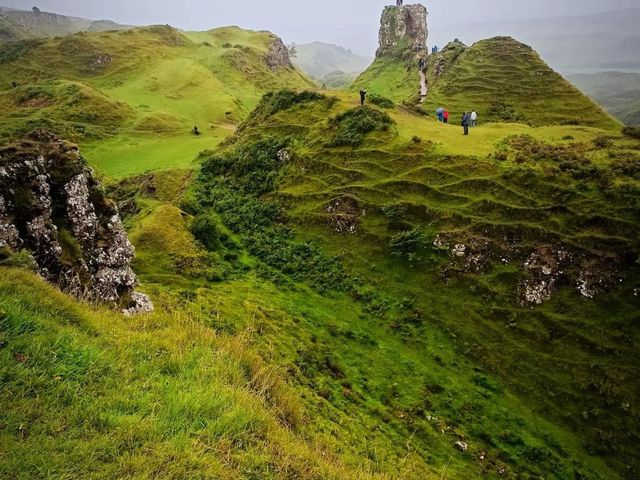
xmin=432 ymin=45 xmax=438 ymax=54
xmin=436 ymin=107 xmax=444 ymax=122
xmin=192 ymin=126 xmax=201 ymax=136
xmin=359 ymin=89 xmax=367 ymax=106
xmin=443 ymin=109 xmax=449 ymax=124
xmin=462 ymin=113 xmax=470 ymax=135
xmin=470 ymin=110 xmax=478 ymax=127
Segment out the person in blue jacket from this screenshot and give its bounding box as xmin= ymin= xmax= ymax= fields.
xmin=461 ymin=113 xmax=470 ymax=135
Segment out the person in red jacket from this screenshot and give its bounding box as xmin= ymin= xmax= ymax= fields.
xmin=443 ymin=109 xmax=449 ymax=124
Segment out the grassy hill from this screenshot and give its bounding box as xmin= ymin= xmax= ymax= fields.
xmin=180 ymin=90 xmax=639 ymax=479
xmin=354 ymin=37 xmax=621 ymax=129
xmin=0 ymin=267 xmax=386 ymax=480
xmin=0 ymin=25 xmax=313 ymax=179
xmin=1 ymin=18 xmax=639 ymax=480
xmin=569 ymin=71 xmax=640 ymax=126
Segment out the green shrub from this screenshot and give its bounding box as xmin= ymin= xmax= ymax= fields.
xmin=611 ymin=153 xmax=640 ymax=179
xmin=329 ymin=106 xmax=394 ymax=147
xmin=621 ymin=126 xmax=640 ymax=140
xmin=195 ymin=136 xmax=352 ymax=292
xmin=488 ymin=99 xmax=520 ymax=122
xmin=251 ymin=90 xmax=331 ymax=120
xmin=190 ymin=213 xmax=224 ymax=250
xmin=593 ymin=136 xmax=613 ymax=149
xmin=0 ymin=38 xmax=45 ymax=65
xmin=389 ymin=229 xmax=427 ymax=261
xmin=0 ymin=248 xmax=38 ymax=271
xmin=369 ymin=94 xmax=394 ymax=109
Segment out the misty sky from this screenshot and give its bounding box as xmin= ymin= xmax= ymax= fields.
xmin=3 ymin=0 xmax=638 ymax=55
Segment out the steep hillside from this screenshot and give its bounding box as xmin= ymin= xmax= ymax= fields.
xmin=0 ymin=268 xmax=386 ymax=480
xmin=569 ymin=71 xmax=640 ymax=126
xmin=0 ymin=7 xmax=131 ymax=43
xmin=2 ymin=88 xmax=639 ymax=479
xmin=0 ymin=25 xmax=313 ymax=178
xmin=182 ymin=90 xmax=639 ymax=479
xmin=355 ymin=37 xmax=621 ymax=129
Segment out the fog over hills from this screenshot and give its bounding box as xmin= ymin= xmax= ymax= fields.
xmin=429 ymin=8 xmax=640 ymax=74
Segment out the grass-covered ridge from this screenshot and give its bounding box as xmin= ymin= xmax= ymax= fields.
xmin=0 ymin=267 xmax=390 ymax=479
xmin=184 ymin=90 xmax=639 ymax=478
xmin=354 ymin=36 xmax=621 ymax=130
xmin=0 ymin=25 xmax=313 ymax=179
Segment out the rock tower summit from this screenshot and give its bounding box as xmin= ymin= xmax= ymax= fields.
xmin=376 ymin=2 xmax=428 ymax=58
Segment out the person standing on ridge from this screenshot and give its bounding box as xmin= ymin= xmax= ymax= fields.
xmin=359 ymin=89 xmax=367 ymax=106
xmin=443 ymin=109 xmax=449 ymax=124
xmin=470 ymin=110 xmax=478 ymax=127
xmin=462 ymin=113 xmax=470 ymax=135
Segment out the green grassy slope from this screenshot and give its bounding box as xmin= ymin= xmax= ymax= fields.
xmin=0 ymin=25 xmax=313 ymax=179
xmin=184 ymin=91 xmax=639 ymax=479
xmin=0 ymin=267 xmax=388 ymax=480
xmin=354 ymin=37 xmax=621 ymax=130
xmin=2 ymin=88 xmax=639 ymax=479
xmin=352 ymin=53 xmax=417 ymax=102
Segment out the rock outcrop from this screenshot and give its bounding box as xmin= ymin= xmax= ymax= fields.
xmin=0 ymin=130 xmax=153 ymax=315
xmin=376 ymin=3 xmax=428 ymax=58
xmin=265 ymin=36 xmax=293 ymax=71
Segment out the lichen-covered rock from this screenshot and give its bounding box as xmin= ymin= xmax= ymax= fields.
xmin=0 ymin=195 xmax=21 ymax=249
xmin=0 ymin=130 xmax=152 ymax=313
xmin=65 ymin=174 xmax=98 ymax=244
xmin=123 ymin=292 xmax=155 ymax=316
xmin=377 ymin=4 xmax=428 ymax=58
xmin=265 ymin=37 xmax=293 ymax=71
xmin=519 ymin=246 xmax=570 ymax=305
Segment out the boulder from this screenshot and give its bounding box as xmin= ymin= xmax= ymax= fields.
xmin=376 ymin=4 xmax=428 ymax=58
xmin=0 ymin=130 xmax=153 ymax=314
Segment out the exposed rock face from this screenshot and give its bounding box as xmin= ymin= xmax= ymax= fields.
xmin=0 ymin=131 xmax=153 ymax=314
xmin=377 ymin=4 xmax=428 ymax=58
xmin=265 ymin=36 xmax=293 ymax=71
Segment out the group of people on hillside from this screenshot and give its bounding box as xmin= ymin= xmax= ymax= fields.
xmin=436 ymin=107 xmax=478 ymax=135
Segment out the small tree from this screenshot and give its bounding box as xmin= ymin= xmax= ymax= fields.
xmin=32 ymin=6 xmax=41 ymax=13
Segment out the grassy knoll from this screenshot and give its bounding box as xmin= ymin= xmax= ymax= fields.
xmin=354 ymin=37 xmax=621 ymax=130
xmin=0 ymin=267 xmax=394 ymax=480
xmin=182 ymin=91 xmax=639 ymax=479
xmin=0 ymin=25 xmax=313 ymax=179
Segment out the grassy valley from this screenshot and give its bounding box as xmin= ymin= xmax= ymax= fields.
xmin=569 ymin=71 xmax=640 ymax=126
xmin=0 ymin=25 xmax=312 ymax=179
xmin=1 ymin=8 xmax=639 ymax=480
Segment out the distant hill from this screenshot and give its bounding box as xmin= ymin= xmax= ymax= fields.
xmin=291 ymin=41 xmax=370 ymax=86
xmin=354 ymin=36 xmax=620 ymax=129
xmin=0 ymin=25 xmax=313 ymax=178
xmin=430 ymin=8 xmax=640 ymax=75
xmin=568 ymin=71 xmax=640 ymax=125
xmin=0 ymin=6 xmax=131 ymax=43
